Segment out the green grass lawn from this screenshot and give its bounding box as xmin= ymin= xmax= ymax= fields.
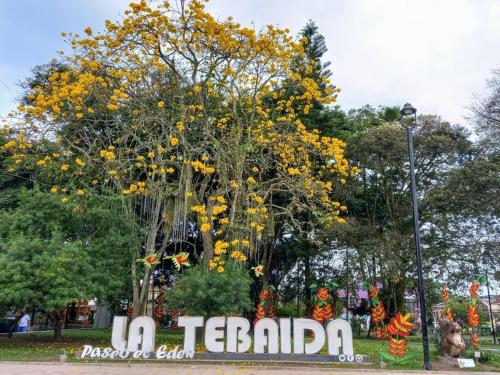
xmin=0 ymin=328 xmax=498 ymax=371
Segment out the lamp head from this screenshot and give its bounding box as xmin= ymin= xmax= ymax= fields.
xmin=400 ymin=103 xmax=417 ymax=117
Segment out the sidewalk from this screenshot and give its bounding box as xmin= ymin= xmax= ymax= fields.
xmin=0 ymin=363 xmax=498 ymax=375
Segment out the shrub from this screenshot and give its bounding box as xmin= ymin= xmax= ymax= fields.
xmin=166 ymin=261 xmax=253 ymax=317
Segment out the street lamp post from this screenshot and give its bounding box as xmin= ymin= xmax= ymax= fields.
xmin=400 ymin=103 xmax=431 ymax=371
xmin=483 ymin=272 xmax=497 ymax=344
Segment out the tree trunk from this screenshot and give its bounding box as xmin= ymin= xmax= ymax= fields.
xmin=304 ymin=256 xmax=312 ymax=317
xmin=52 ymin=309 xmax=65 ymax=340
xmin=201 ymin=204 xmax=214 ymax=268
xmin=366 ymin=319 xmax=372 ymax=338
xmin=7 ymin=308 xmax=22 ymax=338
xmin=202 ymin=230 xmax=213 ymax=268
xmin=132 ymin=267 xmax=153 ymax=318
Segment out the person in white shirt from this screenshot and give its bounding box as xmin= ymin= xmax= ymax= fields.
xmin=17 ymin=312 xmax=30 ymax=333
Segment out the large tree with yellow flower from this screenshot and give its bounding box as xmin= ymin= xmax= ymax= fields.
xmin=1 ymin=0 xmax=355 ymax=316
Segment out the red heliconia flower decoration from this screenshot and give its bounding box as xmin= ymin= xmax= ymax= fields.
xmin=440 ymin=285 xmax=449 ymax=303
xmin=469 ymin=281 xmax=479 ymax=299
xmin=389 ymin=338 xmax=408 ymax=358
xmin=371 ymin=302 xmax=387 ymax=323
xmin=259 ymin=288 xmax=270 ymax=301
xmin=312 ymin=304 xmax=324 ymax=322
xmin=369 ymin=285 xmax=379 ymax=301
xmin=467 ymin=304 xmax=480 ymax=327
xmin=375 ymin=326 xmax=390 ymax=340
xmin=253 ymin=286 xmax=277 ymax=325
xmin=471 ymin=333 xmax=480 ymax=349
xmin=467 ymin=279 xmax=481 ymax=349
xmin=444 ymin=307 xmax=454 ymax=321
xmin=387 ymin=312 xmax=414 ymax=337
xmin=311 ymin=286 xmax=334 ymax=324
xmin=255 ymin=303 xmax=266 ymax=320
xmin=267 ymin=304 xmax=276 ymax=319
xmin=316 ymin=287 xmax=330 ymax=301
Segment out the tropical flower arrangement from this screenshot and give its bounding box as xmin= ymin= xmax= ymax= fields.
xmin=311 ymin=282 xmax=338 ymax=324
xmin=366 ymin=283 xmax=390 ymax=339
xmin=381 ymin=312 xmax=416 ymax=362
xmin=440 ymin=284 xmax=454 ymax=321
xmin=467 ymin=280 xmax=481 ymax=349
xmin=254 ymin=285 xmax=277 ymax=325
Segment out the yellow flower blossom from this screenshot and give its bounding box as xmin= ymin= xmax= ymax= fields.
xmin=75 ymin=158 xmax=86 ymax=166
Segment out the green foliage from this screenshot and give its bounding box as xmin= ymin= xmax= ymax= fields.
xmin=277 ymin=301 xmax=306 ymax=318
xmin=167 ymin=262 xmax=253 ymax=317
xmin=0 ymin=190 xmax=137 ymax=315
xmin=0 ymin=234 xmax=93 ymax=310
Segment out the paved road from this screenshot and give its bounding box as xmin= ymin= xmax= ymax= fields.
xmin=0 ymin=363 xmax=497 ymax=375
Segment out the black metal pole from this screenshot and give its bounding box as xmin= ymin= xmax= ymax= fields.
xmin=406 ymin=122 xmax=431 ymax=371
xmin=485 ymin=273 xmax=497 ymax=344
xmin=346 ymin=248 xmax=349 ymax=323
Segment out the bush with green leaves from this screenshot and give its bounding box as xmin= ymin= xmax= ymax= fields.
xmin=166 ymin=262 xmax=253 ymax=317
xmin=0 ymin=190 xmax=137 ymax=338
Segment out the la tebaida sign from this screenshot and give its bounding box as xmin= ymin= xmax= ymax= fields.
xmin=80 ymin=316 xmax=369 ymax=363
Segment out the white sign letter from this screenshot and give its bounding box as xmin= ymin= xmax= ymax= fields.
xmin=326 ymin=319 xmax=353 ymax=355
xmin=254 ymin=318 xmax=279 ymax=354
xmin=127 ymin=316 xmax=156 ymax=352
xmin=178 ymin=316 xmax=204 ymax=354
xmin=204 ymin=317 xmax=225 ymax=352
xmin=279 ymin=318 xmax=292 ymax=354
xmin=226 ymin=317 xmax=251 ymax=353
xmin=111 ymin=316 xmax=128 ymax=350
xmin=293 ymin=318 xmax=326 ymax=354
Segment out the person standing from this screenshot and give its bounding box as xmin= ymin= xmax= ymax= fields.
xmin=17 ymin=311 xmax=31 ymax=333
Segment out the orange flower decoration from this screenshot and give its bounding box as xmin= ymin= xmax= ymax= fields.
xmin=166 ymin=252 xmax=190 ymax=270
xmin=371 ymin=301 xmax=387 ymax=323
xmin=470 ymin=333 xmax=480 ymax=349
xmin=375 ymin=326 xmax=390 ymax=340
xmin=469 ymin=281 xmax=479 ymax=299
xmin=440 ymin=285 xmax=449 ymax=303
xmin=259 ymin=288 xmax=270 ymax=301
xmin=317 ymin=287 xmax=330 ymax=301
xmin=389 ymin=338 xmax=408 ymax=358
xmin=312 ymin=304 xmax=324 ymax=322
xmin=322 ymin=303 xmax=334 ymax=321
xmin=267 ymin=305 xmax=276 ymax=319
xmin=387 ymin=312 xmax=414 ymax=337
xmin=252 ymin=265 xmax=264 ymax=277
xmin=255 ymin=304 xmax=266 ymax=320
xmin=369 ymin=285 xmax=379 ymax=300
xmin=444 ymin=307 xmax=454 ymax=321
xmin=467 ymin=304 xmax=480 ymax=327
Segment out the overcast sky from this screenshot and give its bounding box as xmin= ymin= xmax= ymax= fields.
xmin=1 ymin=0 xmax=499 ymax=127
